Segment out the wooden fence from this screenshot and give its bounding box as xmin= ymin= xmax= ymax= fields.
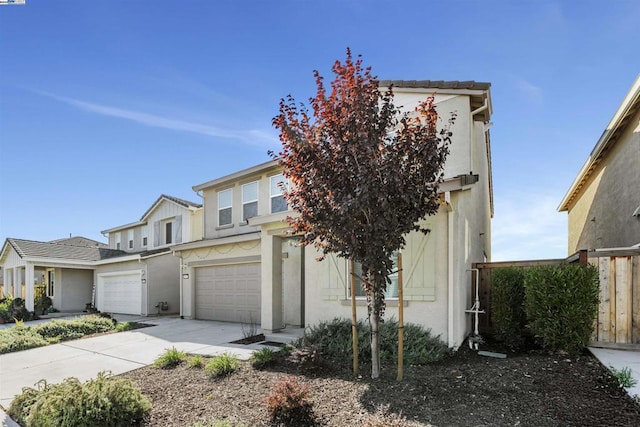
xmin=589 ymin=249 xmax=640 ymax=347
xmin=472 ymin=248 xmax=640 ymax=348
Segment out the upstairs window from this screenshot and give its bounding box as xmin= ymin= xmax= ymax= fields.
xmin=141 ymin=227 xmax=148 ymax=247
xmin=218 ymin=188 xmax=233 ymax=226
xmin=348 ymin=252 xmax=399 ymax=299
xmin=115 ymin=233 xmax=121 ymax=250
xmin=270 ymin=174 xmax=288 ymax=214
xmin=242 ymin=181 xmax=258 ymax=222
xmin=165 ymin=221 xmax=173 ymax=245
xmin=128 ymin=229 xmax=134 ymax=249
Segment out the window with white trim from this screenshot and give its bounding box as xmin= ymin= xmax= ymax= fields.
xmin=218 ymin=188 xmax=233 ymax=226
xmin=242 ymin=181 xmax=258 ymax=222
xmin=141 ymin=226 xmax=148 ymax=247
xmin=348 ymin=252 xmax=399 ymax=299
xmin=128 ymin=229 xmax=134 ymax=249
xmin=269 ymin=174 xmax=288 ymax=214
xmin=115 ymin=233 xmax=121 ymax=250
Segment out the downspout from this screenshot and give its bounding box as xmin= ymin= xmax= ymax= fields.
xmin=446 ymin=191 xmax=455 ymax=348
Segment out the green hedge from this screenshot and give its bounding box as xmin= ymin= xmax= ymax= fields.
xmin=491 ymin=267 xmax=527 ymax=349
xmin=525 ymin=264 xmax=599 ymax=355
xmin=489 ymin=264 xmax=599 ymax=355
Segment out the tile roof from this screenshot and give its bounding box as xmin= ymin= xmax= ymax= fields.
xmin=7 ymin=238 xmax=127 ymax=262
xmin=379 ymin=80 xmax=491 ymax=91
xmin=48 ymin=236 xmax=108 ymax=248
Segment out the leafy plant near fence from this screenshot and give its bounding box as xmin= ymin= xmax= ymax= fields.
xmin=297 ymin=317 xmax=449 ymax=366
xmin=491 ymin=267 xmax=528 ymax=349
xmin=8 ymin=372 xmax=151 ymax=427
xmin=525 ymin=264 xmax=599 ymax=355
xmin=489 ymin=264 xmax=599 ymax=354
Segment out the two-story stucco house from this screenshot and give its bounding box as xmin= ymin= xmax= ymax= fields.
xmin=559 ymin=75 xmax=640 ymax=252
xmin=175 ymin=80 xmax=493 ymax=348
xmin=97 ymin=194 xmax=202 ymax=315
xmin=0 ymin=194 xmax=201 ymax=315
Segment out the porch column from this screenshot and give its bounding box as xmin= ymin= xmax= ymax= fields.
xmin=13 ymin=267 xmax=20 ymax=298
xmin=25 ymin=262 xmax=35 ymax=311
xmin=261 ymin=234 xmax=283 ymax=332
xmin=2 ymin=267 xmax=9 ymax=295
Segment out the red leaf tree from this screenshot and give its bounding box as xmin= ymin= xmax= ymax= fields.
xmin=271 ymin=49 xmax=455 ymax=378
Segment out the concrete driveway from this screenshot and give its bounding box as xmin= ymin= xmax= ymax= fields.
xmin=0 ymin=315 xmax=270 ymax=410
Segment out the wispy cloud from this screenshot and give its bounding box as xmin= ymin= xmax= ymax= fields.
xmin=492 ymin=192 xmax=567 ymax=261
xmin=34 ymin=90 xmax=278 ymax=146
xmin=513 ymin=78 xmax=544 ymax=105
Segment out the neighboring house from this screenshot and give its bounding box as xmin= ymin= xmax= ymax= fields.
xmin=97 ymin=194 xmax=202 ymax=316
xmin=174 ymin=80 xmax=493 ymax=348
xmin=0 ymin=194 xmax=202 ymax=315
xmin=0 ymin=238 xmax=125 ymax=312
xmin=559 ymin=75 xmax=640 ymax=252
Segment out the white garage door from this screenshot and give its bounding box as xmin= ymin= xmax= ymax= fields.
xmin=98 ymin=272 xmax=142 ymax=315
xmin=195 ymin=263 xmax=261 ymax=322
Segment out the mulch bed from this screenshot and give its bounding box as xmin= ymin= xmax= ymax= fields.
xmin=121 ymin=344 xmax=640 ymax=426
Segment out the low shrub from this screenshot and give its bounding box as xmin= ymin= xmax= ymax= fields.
xmin=33 ymin=315 xmax=115 ymax=340
xmin=251 ymin=347 xmax=276 ymax=369
xmin=154 ymin=347 xmax=187 ymax=369
xmin=115 ymin=321 xmax=133 ymax=332
xmin=298 ymin=317 xmax=449 ymax=366
xmin=34 ymin=295 xmax=52 ymax=315
xmin=264 ymin=376 xmax=313 ymax=425
xmin=187 ymin=354 xmax=204 ymax=368
xmin=7 ymin=372 xmax=151 ymax=427
xmin=525 ymin=264 xmax=599 ymax=355
xmin=491 ymin=267 xmax=528 ymax=349
xmin=205 ymin=353 xmax=239 ymax=378
xmin=0 ymin=325 xmax=48 ymax=354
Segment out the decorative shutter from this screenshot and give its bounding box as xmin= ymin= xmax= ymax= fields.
xmin=174 ymin=215 xmax=182 ymax=244
xmin=321 ymin=254 xmax=347 ymax=300
xmin=153 ymin=221 xmax=160 ymax=247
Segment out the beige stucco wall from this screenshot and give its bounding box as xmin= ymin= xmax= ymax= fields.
xmin=201 ymin=164 xmax=285 ymax=240
xmin=567 ymin=108 xmax=640 ymax=252
xmin=146 ymin=253 xmax=180 ymax=315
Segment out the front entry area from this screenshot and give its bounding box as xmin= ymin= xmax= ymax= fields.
xmin=195 ymin=263 xmax=261 ymax=323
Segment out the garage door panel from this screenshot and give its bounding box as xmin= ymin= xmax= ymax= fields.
xmin=195 ymin=263 xmax=261 ymax=322
xmin=98 ymin=273 xmax=142 ymax=315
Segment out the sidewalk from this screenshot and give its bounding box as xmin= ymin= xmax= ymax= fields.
xmin=589 ymin=347 xmax=640 ymax=397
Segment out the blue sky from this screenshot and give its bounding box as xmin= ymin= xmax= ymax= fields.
xmin=0 ymin=0 xmax=638 ymax=261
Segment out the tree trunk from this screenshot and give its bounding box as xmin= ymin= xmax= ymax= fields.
xmin=370 ymin=311 xmax=381 ymax=379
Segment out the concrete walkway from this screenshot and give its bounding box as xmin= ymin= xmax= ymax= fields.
xmin=589 ymin=347 xmax=640 ymax=398
xmin=0 ymin=315 xmax=283 ymax=418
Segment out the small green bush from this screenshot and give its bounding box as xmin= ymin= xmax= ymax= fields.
xmin=115 ymin=321 xmax=133 ymax=332
xmin=298 ymin=317 xmax=449 ymax=365
xmin=264 ymin=376 xmax=314 ymax=425
xmin=154 ymin=347 xmax=187 ymax=368
xmin=0 ymin=325 xmax=48 ymax=354
xmin=525 ymin=264 xmax=599 ymax=355
xmin=8 ymin=372 xmax=151 ymax=427
xmin=251 ymin=347 xmax=276 ymax=369
xmin=205 ymin=353 xmax=239 ymax=378
xmin=187 ymin=354 xmax=204 ymax=368
xmin=491 ymin=267 xmax=528 ymax=349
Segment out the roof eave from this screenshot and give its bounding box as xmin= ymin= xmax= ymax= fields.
xmin=558 ymin=74 xmax=640 ymax=212
xmin=193 ymin=160 xmax=280 ymax=192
